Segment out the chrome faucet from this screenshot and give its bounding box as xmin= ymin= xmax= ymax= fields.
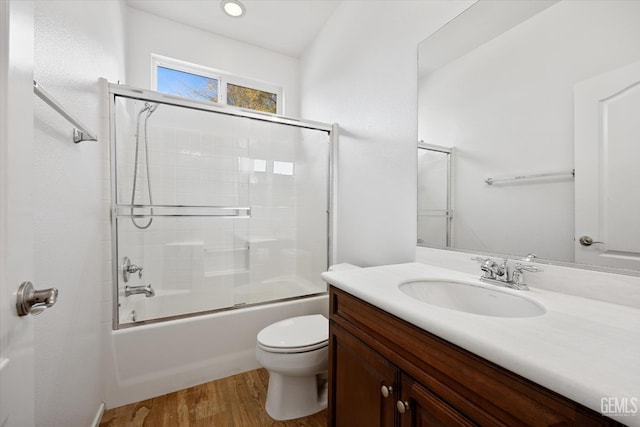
xmin=124 ymin=284 xmax=155 ymax=298
xmin=472 ymin=257 xmax=541 ymax=290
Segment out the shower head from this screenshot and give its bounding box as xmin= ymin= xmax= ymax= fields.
xmin=145 ymin=102 xmax=159 ymax=117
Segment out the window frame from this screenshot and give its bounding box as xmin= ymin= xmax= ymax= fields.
xmin=151 ymin=54 xmax=284 ymax=115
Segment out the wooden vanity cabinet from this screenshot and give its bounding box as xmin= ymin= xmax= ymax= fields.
xmin=328 ymin=287 xmax=621 ymax=427
xmin=331 ymin=322 xmax=397 ymax=427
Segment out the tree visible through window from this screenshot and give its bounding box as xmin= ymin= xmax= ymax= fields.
xmin=227 ymin=84 xmax=277 ymax=114
xmin=154 ymin=58 xmax=282 ymax=115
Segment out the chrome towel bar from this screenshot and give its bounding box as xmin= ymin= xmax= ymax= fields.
xmin=33 ymin=80 xmax=97 ymax=143
xmin=114 ymin=204 xmax=252 ymax=218
xmin=485 ymin=169 xmax=575 ymax=185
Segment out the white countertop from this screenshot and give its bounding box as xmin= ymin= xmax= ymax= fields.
xmin=322 ymin=262 xmax=640 ymax=425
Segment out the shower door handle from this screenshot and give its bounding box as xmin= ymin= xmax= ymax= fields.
xmin=16 ymin=281 xmax=59 ymax=316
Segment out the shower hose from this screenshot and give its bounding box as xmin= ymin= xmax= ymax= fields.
xmin=130 ymin=102 xmax=157 ymax=229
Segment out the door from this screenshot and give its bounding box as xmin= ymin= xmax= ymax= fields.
xmin=330 ymin=324 xmax=397 ymax=427
xmin=574 ymin=59 xmax=640 ymax=269
xmin=0 ymin=1 xmax=35 ymax=426
xmin=398 ymin=373 xmax=476 ymax=427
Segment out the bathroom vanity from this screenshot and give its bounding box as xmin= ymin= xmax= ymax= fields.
xmin=323 ymin=263 xmax=639 ymax=426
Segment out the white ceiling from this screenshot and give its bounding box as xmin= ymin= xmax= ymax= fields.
xmin=126 ymin=0 xmax=341 ymax=58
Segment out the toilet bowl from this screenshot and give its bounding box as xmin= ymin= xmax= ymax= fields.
xmin=256 ymin=314 xmax=329 ymax=420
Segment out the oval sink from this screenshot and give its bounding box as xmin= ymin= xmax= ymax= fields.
xmin=399 ymin=280 xmax=545 ymax=318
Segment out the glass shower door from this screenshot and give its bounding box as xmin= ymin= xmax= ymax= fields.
xmin=242 ymin=120 xmax=329 ymax=305
xmin=111 ymin=88 xmax=332 ymax=328
xmin=417 ymin=144 xmax=452 ymax=248
xmin=113 ymin=96 xmax=251 ymax=325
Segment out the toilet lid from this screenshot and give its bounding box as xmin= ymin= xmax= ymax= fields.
xmin=257 ymin=314 xmax=328 ymax=351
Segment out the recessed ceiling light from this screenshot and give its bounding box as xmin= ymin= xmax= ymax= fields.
xmin=221 ymin=0 xmax=246 ymax=18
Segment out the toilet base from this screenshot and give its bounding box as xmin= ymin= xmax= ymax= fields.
xmin=264 ymin=371 xmax=328 ymax=420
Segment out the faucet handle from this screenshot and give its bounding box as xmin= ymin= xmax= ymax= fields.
xmin=520 ymin=253 xmax=537 ymax=262
xmin=511 ymin=263 xmax=542 ymax=290
xmin=122 ymin=256 xmax=144 ymax=282
xmin=134 ymin=266 xmax=144 ymax=279
xmin=515 ymin=263 xmax=543 ymax=272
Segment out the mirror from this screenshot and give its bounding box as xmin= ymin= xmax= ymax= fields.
xmin=418 ymin=0 xmax=640 ymax=272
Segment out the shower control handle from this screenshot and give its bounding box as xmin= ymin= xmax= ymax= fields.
xmin=16 ymin=281 xmax=59 ymax=316
xmin=122 ymin=256 xmax=143 ymax=282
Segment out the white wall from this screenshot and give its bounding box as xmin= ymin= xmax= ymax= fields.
xmin=33 ymin=1 xmax=126 ymax=425
xmin=125 ymin=6 xmax=301 ymax=117
xmin=418 ymin=1 xmax=640 ymax=262
xmin=300 ymin=0 xmax=474 ymax=267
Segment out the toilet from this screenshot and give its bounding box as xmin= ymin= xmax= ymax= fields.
xmin=256 ymin=314 xmax=329 ymax=420
xmin=256 ymin=264 xmax=360 ymax=420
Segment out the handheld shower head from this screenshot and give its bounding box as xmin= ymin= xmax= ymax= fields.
xmin=131 ymin=102 xmax=159 ymax=230
xmin=145 ymin=102 xmax=159 ymax=117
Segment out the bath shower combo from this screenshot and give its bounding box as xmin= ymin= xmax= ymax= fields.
xmin=105 ymin=79 xmax=336 ymax=411
xmin=108 ymin=81 xmax=335 ymax=329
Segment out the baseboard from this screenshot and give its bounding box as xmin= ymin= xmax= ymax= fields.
xmin=91 ymin=402 xmax=105 ymax=427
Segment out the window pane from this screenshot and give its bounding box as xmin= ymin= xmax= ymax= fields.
xmin=157 ymin=66 xmax=219 ymax=103
xmin=227 ymin=83 xmax=277 ymax=114
xmin=273 ymin=161 xmax=294 ymax=176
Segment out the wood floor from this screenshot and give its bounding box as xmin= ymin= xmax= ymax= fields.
xmin=99 ymin=368 xmax=327 ymax=427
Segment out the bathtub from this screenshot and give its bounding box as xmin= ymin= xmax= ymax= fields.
xmin=103 ymin=294 xmax=329 ymax=409
xmin=118 ymin=275 xmax=325 ymax=325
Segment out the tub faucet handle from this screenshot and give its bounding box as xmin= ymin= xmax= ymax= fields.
xmin=129 ymin=265 xmax=143 ymax=278
xmin=122 ymin=256 xmax=143 ymax=282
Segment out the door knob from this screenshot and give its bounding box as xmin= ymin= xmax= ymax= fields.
xmin=16 ymin=281 xmax=58 ymax=316
xmin=579 ymin=235 xmax=604 ymax=246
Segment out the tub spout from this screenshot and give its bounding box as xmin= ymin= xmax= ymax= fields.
xmin=124 ymin=284 xmax=155 ymax=298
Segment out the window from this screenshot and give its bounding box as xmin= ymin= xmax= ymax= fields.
xmin=227 ymin=83 xmax=277 ymax=114
xmin=152 ymin=55 xmax=283 ymax=115
xmin=157 ymin=66 xmax=219 ymax=102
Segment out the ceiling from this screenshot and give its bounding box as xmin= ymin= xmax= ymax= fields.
xmin=126 ymin=0 xmax=341 ymax=58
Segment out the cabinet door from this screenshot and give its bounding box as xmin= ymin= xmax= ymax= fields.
xmin=398 ymin=373 xmax=477 ymax=427
xmin=330 ymin=323 xmax=397 ymax=427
